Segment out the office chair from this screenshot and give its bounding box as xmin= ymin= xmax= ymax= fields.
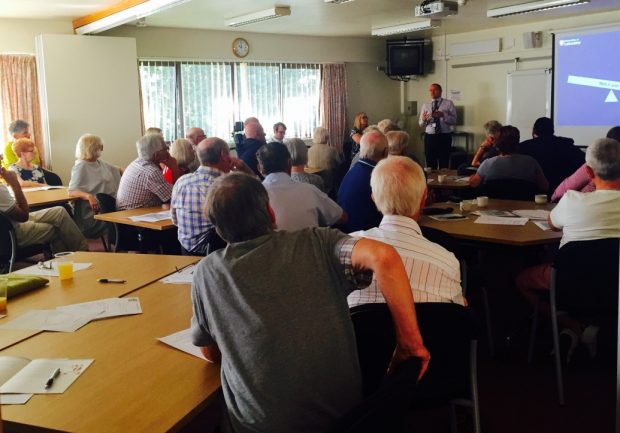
xmin=350 ymin=302 xmax=481 ymax=433
xmin=527 ymin=238 xmax=619 ymax=405
xmin=482 ymin=178 xmax=538 ymax=201
xmin=0 ymin=212 xmax=52 ymax=274
xmin=41 ymin=168 xmax=63 ymax=186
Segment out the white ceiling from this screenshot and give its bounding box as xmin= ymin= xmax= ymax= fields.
xmin=1 ymin=0 xmax=619 ymax=37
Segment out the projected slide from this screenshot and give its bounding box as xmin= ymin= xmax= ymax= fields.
xmin=555 ymin=30 xmax=620 ymax=126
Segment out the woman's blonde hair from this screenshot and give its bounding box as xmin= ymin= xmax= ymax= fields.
xmin=170 ymin=138 xmax=199 ymax=171
xmin=75 ymin=134 xmax=104 ymax=160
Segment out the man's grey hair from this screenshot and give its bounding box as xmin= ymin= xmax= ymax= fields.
xmin=483 ymin=120 xmax=502 ymax=137
xmin=359 ymin=130 xmax=388 ymax=161
xmin=9 ymin=120 xmax=29 ymax=135
xmin=285 ymin=138 xmax=308 ymax=166
xmin=75 ymin=134 xmax=104 ymax=161
xmin=386 ymin=131 xmax=409 ymax=155
xmin=136 ymin=133 xmax=165 ymax=160
xmin=377 ymin=118 xmax=398 ymax=134
xmin=585 ymin=138 xmax=620 ymax=181
xmin=205 ymin=172 xmax=272 ymax=243
xmin=198 ymin=137 xmax=229 ymax=166
xmin=371 ymin=156 xmax=426 ymax=217
xmin=313 ymin=127 xmax=329 ymax=145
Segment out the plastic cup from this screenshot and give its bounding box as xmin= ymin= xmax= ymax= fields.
xmin=0 ymin=277 xmax=7 ymax=314
xmin=476 ymin=196 xmax=489 ymax=207
xmin=54 ymin=252 xmax=74 ymax=281
xmin=437 ymin=174 xmax=447 ymax=184
xmin=535 ymin=194 xmax=548 ymax=204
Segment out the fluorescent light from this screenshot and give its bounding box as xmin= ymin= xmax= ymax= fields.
xmin=226 ymin=7 xmax=291 ymax=27
xmin=487 ymin=0 xmax=589 ymax=18
xmin=371 ymin=19 xmax=440 ymax=36
xmin=74 ymin=0 xmax=190 ymax=34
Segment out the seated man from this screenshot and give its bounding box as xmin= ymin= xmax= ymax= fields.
xmin=270 ymin=122 xmax=286 ymax=143
xmin=516 ymin=137 xmax=620 ymax=358
xmin=236 ymin=122 xmax=266 ymax=177
xmin=0 ymin=162 xmax=88 ymax=253
xmin=338 ymin=130 xmax=388 ymax=233
xmin=190 ymin=172 xmax=430 ymax=433
xmin=258 ymin=142 xmax=345 ymax=231
xmin=117 ymin=134 xmax=180 ymax=210
xmin=171 ymin=137 xmax=253 ymax=255
xmin=348 ymin=156 xmax=465 ymax=308
xmin=2 ymin=120 xmax=41 ymax=169
xmin=184 ymin=127 xmax=206 ymax=148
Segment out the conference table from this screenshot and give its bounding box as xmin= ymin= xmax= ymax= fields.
xmin=426 ymin=170 xmax=472 ymax=190
xmin=94 ymin=206 xmax=175 ymax=231
xmin=1 ymin=252 xmax=215 ymax=433
xmin=21 ymin=186 xmax=76 ymax=208
xmin=419 ymin=198 xmax=562 ymax=246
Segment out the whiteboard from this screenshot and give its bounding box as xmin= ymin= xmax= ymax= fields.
xmin=506 ymin=69 xmax=551 ymax=139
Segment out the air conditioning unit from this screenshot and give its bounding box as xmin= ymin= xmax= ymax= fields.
xmin=415 ymin=1 xmax=458 ymax=17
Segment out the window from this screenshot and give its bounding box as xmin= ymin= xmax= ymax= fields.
xmin=139 ymin=60 xmax=320 ymax=142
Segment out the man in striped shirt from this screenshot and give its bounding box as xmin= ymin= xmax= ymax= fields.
xmin=347 ymin=156 xmax=465 ymax=308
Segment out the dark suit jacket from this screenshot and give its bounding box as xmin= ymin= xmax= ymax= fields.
xmin=237 ymin=138 xmax=264 ymax=177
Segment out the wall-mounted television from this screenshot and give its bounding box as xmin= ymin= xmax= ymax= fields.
xmin=386 ymin=39 xmax=425 ymax=76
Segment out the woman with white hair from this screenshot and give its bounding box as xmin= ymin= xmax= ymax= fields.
xmin=285 ymin=138 xmax=325 ymax=192
xmin=308 ymin=127 xmax=340 ymax=194
xmin=163 ymin=138 xmax=199 ymax=184
xmin=68 ymin=134 xmax=122 ymax=238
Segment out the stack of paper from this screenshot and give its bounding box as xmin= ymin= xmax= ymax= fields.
xmin=129 ymin=210 xmax=171 ymax=222
xmin=0 ymin=297 xmax=142 ymax=333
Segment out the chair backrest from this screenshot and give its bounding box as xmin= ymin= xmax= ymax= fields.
xmin=482 ymin=178 xmax=538 ymax=201
xmin=0 ymin=213 xmax=18 ymax=273
xmin=94 ymin=193 xmax=119 ymax=251
xmin=553 ymin=238 xmax=620 ymax=318
xmin=41 ymin=168 xmax=63 ymax=186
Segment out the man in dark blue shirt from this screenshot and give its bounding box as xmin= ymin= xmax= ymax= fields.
xmin=237 ymin=122 xmax=266 ymax=178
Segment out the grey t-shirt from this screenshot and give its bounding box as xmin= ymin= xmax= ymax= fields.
xmin=191 ymin=228 xmax=369 ymax=433
xmin=477 ymin=153 xmax=543 ymax=184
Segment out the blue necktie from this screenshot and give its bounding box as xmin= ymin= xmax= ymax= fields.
xmin=432 ymin=100 xmax=440 ymax=133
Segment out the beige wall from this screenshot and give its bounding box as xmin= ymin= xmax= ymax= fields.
xmin=0 ymin=19 xmax=72 ymax=53
xmin=405 ymin=9 xmax=620 ymax=161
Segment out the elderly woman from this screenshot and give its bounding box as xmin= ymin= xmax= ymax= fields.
xmin=308 ymin=127 xmax=340 ymax=170
xmin=163 ymin=138 xmax=199 ymax=184
xmin=286 ymin=138 xmax=326 ymax=192
xmin=386 ymin=130 xmax=424 ymax=169
xmin=68 ymin=134 xmax=122 ymax=238
xmin=8 ymin=138 xmax=47 ymax=187
xmin=469 ymin=125 xmax=548 ymax=192
xmin=377 ymin=118 xmax=399 ymax=134
xmin=471 ymin=120 xmax=502 ymax=167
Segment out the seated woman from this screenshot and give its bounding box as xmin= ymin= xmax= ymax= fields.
xmin=345 ymin=112 xmax=369 ymax=162
xmin=68 ymin=134 xmax=122 ymax=238
xmin=386 ymin=130 xmax=423 ymax=167
xmin=163 ymin=138 xmax=199 ymax=184
xmin=308 ymin=127 xmax=340 ymax=194
xmin=8 ymin=138 xmax=46 ymax=187
xmin=469 ymin=125 xmax=548 ymax=193
xmin=286 ymin=138 xmax=326 ymax=192
xmin=471 ymin=120 xmax=502 ymax=167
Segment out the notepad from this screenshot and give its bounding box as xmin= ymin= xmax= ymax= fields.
xmin=0 ymin=356 xmax=92 ymax=395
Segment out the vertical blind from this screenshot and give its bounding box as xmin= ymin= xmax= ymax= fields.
xmin=139 ymin=60 xmax=320 ymax=142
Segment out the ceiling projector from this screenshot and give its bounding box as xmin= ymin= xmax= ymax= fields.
xmin=415 ymin=1 xmax=458 ymax=17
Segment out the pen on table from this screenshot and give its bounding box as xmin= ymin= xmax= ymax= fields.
xmin=45 ymin=367 xmax=61 ymax=389
xmin=97 ymin=278 xmax=126 ymax=284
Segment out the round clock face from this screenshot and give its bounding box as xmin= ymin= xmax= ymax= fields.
xmin=232 ymin=38 xmax=249 ymax=58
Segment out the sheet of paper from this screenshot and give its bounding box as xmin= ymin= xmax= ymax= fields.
xmin=128 ymin=210 xmax=171 ymax=222
xmin=512 ymin=209 xmax=550 ymax=220
xmin=472 ymin=210 xmax=517 ymax=217
xmin=21 ymin=186 xmax=64 ymax=192
xmin=57 ymin=297 xmax=142 ymax=321
xmin=0 ymin=393 xmax=32 ymax=404
xmin=429 ymin=214 xmax=468 ymax=222
xmin=0 ymin=309 xmax=91 ymax=332
xmin=0 ymin=359 xmax=93 ymax=394
xmin=475 ymin=215 xmax=528 ymax=226
xmin=534 ymin=221 xmax=551 ymax=231
xmin=158 ymin=329 xmax=206 ymax=361
xmin=161 ymin=264 xmax=197 ymax=284
xmin=13 ymin=262 xmax=92 ymax=277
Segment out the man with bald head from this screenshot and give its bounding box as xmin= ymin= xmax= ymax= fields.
xmin=337 ymin=130 xmax=388 ymax=233
xmin=237 ymin=121 xmax=266 ymax=177
xmin=185 ymin=127 xmax=206 ymax=147
xmin=171 ymin=137 xmax=253 ymax=255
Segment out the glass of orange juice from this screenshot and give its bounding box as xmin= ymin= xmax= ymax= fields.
xmin=54 ymin=252 xmax=74 ymax=281
xmin=0 ymin=277 xmax=8 ymax=315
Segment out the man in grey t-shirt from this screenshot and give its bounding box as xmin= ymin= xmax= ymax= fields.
xmin=190 ymin=172 xmax=430 ymax=433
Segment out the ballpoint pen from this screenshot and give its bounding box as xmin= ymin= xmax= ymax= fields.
xmin=45 ymin=368 xmax=61 ymax=389
xmin=97 ymin=278 xmax=127 ymax=284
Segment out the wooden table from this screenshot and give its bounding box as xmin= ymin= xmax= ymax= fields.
xmin=22 ymin=187 xmax=76 ymax=208
xmin=419 ymin=199 xmax=562 ymax=246
xmin=426 ymin=170 xmax=472 ymax=190
xmin=94 ymin=206 xmax=174 ymax=231
xmin=1 ymin=281 xmax=221 ymax=433
xmin=0 ymin=252 xmax=199 ymax=350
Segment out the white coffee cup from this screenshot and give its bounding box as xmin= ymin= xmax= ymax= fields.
xmin=535 ymin=194 xmax=548 ymax=204
xmin=476 ymin=196 xmax=489 ymax=207
xmin=424 ymin=167 xmax=432 ymax=174
xmin=437 ymin=174 xmax=447 ymax=184
xmin=460 ymin=201 xmax=472 ymax=212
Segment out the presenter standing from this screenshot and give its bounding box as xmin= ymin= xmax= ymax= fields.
xmin=419 ymin=83 xmax=457 ymax=169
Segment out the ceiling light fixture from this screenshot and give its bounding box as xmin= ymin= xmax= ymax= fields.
xmin=371 ymin=19 xmax=440 ymax=36
xmin=487 ymin=0 xmax=589 ymax=18
xmin=73 ymin=0 xmax=190 ymax=34
xmin=226 ymin=6 xmax=291 ymax=27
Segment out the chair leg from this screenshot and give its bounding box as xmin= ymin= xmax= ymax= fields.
xmin=481 ymin=286 xmax=495 ymax=357
xmin=100 ymin=236 xmax=109 ymax=252
xmin=550 ymin=270 xmax=565 ymax=405
xmin=527 ymin=303 xmax=539 ymax=364
xmin=449 ymin=402 xmax=459 ymax=433
xmin=469 ymin=340 xmax=482 ymax=433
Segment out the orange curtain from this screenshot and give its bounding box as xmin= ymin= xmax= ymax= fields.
xmin=0 ymin=55 xmax=45 ymax=166
xmin=319 ymin=64 xmax=347 ymax=155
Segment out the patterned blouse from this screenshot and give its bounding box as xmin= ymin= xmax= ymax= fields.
xmin=9 ymin=164 xmax=46 ymax=184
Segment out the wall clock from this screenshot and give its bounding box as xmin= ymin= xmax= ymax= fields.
xmin=232 ymin=37 xmax=249 ymax=58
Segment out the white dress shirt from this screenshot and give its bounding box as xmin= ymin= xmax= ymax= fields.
xmin=418 ymin=97 xmax=457 ymax=134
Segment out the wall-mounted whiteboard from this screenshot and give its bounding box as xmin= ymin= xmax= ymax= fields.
xmin=506 ymin=69 xmax=551 ymax=138
xmin=36 ymin=34 xmax=142 ymax=183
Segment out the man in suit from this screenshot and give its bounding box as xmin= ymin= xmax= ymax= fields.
xmin=419 ymin=83 xmax=457 ymax=169
xmin=519 ymin=117 xmax=584 ymax=194
xmin=237 ymin=122 xmax=266 ymax=177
